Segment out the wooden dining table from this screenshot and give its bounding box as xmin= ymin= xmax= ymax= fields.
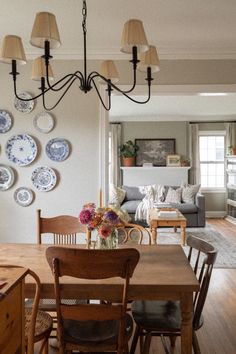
xmin=0 ymin=243 xmax=199 ymax=354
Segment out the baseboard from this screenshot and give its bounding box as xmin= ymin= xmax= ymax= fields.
xmin=206 ymin=211 xmax=226 ymax=218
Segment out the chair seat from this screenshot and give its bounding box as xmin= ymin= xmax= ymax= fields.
xmin=63 ymin=313 xmax=133 ymax=347
xmin=25 ymin=308 xmax=53 ymax=341
xmin=132 ymin=300 xmax=204 ymax=332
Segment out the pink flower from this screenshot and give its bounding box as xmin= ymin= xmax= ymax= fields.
xmin=79 ymin=209 xmax=93 ymax=224
xmin=98 ymin=226 xmax=112 ymax=239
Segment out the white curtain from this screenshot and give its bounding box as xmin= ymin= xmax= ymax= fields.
xmin=225 ymin=122 xmax=236 ymax=153
xmin=189 ymin=123 xmax=200 ymax=184
xmin=110 ymin=123 xmax=122 ymax=186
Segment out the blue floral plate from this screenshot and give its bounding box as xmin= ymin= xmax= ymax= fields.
xmin=5 ymin=134 xmax=37 ymax=166
xmin=0 ymin=110 xmax=13 ymax=133
xmin=31 ymin=166 xmax=57 ymax=192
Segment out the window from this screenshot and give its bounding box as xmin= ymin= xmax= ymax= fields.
xmin=199 ymin=132 xmax=225 ymax=188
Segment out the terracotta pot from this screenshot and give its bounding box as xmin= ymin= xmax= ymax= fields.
xmin=122 ymin=156 xmax=135 ymax=167
xmin=232 ymin=147 xmax=236 ymax=155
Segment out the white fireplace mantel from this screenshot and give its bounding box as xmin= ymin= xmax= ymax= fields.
xmin=121 ymin=166 xmax=191 ymax=186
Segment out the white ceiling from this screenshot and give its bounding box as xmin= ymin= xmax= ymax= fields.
xmin=1 ymin=0 xmax=236 ymax=60
xmin=1 ymin=0 xmax=236 ymax=119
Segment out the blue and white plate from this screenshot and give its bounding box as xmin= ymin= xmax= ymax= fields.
xmin=31 ymin=166 xmax=57 ymax=192
xmin=0 ymin=164 xmax=15 ymax=191
xmin=5 ymin=134 xmax=37 ymax=166
xmin=14 ymin=187 xmax=34 ymax=206
xmin=46 ymin=138 xmax=70 ymax=162
xmin=14 ymin=92 xmax=35 ymax=113
xmin=0 ymin=110 xmax=13 ymax=133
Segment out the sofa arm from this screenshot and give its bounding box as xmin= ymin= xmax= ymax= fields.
xmin=196 ymin=193 xmax=205 ymax=227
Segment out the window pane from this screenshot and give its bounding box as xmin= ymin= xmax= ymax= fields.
xmin=199 ymin=134 xmax=225 ymax=188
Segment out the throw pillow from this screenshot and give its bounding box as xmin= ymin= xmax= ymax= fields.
xmin=165 ymin=187 xmax=182 ymax=204
xmin=181 ymin=183 xmax=200 ymax=204
xmin=109 ymin=184 xmax=126 ymax=206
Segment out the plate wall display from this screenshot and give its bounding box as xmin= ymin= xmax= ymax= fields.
xmin=14 ymin=187 xmax=34 ymax=207
xmin=6 ymin=134 xmax=37 ymax=166
xmin=0 ymin=164 xmax=15 ymax=191
xmin=0 ymin=110 xmax=13 ymax=133
xmin=46 ymin=138 xmax=70 ymax=162
xmin=33 ymin=111 xmax=55 ymax=133
xmin=31 ymin=166 xmax=57 ymax=192
xmin=14 ymin=92 xmax=35 ymax=113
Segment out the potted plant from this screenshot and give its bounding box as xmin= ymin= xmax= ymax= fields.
xmin=180 ymin=156 xmax=191 ymax=167
xmin=119 ymin=140 xmax=139 ymax=167
xmin=228 ymin=145 xmax=236 ymax=155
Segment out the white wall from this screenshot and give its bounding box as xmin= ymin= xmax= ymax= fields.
xmin=0 ymin=60 xmax=100 ymax=243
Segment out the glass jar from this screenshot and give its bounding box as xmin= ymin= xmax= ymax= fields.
xmin=97 ymin=229 xmax=118 ymax=249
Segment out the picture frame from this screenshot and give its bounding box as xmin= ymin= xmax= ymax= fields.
xmin=166 ymin=154 xmax=181 ymax=167
xmin=135 ymin=139 xmax=176 ymax=166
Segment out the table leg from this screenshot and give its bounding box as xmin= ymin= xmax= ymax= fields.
xmin=180 ymin=293 xmax=193 ymax=354
xmin=181 ymin=225 xmax=186 ymax=245
xmin=150 ymin=226 xmax=157 ymax=245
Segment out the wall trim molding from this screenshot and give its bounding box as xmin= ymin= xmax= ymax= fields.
xmin=206 ymin=211 xmax=226 ymax=218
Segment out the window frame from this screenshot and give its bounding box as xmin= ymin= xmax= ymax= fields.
xmin=198 ymin=130 xmax=226 ymax=193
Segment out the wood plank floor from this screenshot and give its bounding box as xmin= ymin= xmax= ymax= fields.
xmin=36 ymin=219 xmax=236 ymax=354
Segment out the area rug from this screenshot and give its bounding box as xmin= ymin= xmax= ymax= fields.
xmin=155 ymin=224 xmax=236 ymax=269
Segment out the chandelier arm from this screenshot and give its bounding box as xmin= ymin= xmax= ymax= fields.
xmin=90 ymin=77 xmax=111 ymax=111
xmin=13 ymin=79 xmax=50 ymax=101
xmin=42 ymin=77 xmax=78 ymax=111
xmin=88 ymin=70 xmax=137 ymax=94
xmin=45 ymin=65 xmax=84 ymax=92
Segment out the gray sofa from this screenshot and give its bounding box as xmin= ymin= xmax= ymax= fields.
xmin=121 ymin=185 xmax=205 ymax=227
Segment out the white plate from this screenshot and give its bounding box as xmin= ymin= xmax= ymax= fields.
xmin=0 ymin=164 xmax=15 ymax=191
xmin=33 ymin=111 xmax=54 ymax=133
xmin=46 ymin=138 xmax=70 ymax=162
xmin=0 ymin=110 xmax=13 ymax=133
xmin=5 ymin=134 xmax=37 ymax=166
xmin=14 ymin=187 xmax=34 ymax=207
xmin=14 ymin=92 xmax=35 ymax=113
xmin=31 ymin=166 xmax=57 ymax=192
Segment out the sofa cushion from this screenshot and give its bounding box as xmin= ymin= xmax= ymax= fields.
xmin=109 ymin=184 xmax=126 ymax=205
xmin=122 ymin=186 xmax=145 ymax=201
xmin=172 ymin=203 xmax=198 ymax=214
xmin=165 ymin=187 xmax=182 ymax=204
xmin=121 ymin=200 xmax=141 ymax=214
xmin=181 ymin=183 xmax=200 ymax=204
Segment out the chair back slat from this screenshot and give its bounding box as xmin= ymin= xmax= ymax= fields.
xmin=187 ymin=235 xmax=217 ymax=329
xmin=117 ymin=223 xmax=151 ymax=245
xmin=37 ymin=209 xmax=86 ymax=244
xmin=61 ymin=303 xmax=123 ymax=321
xmin=46 ymin=247 xmax=139 ymax=279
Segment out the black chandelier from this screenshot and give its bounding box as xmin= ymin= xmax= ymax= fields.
xmin=0 ymin=0 xmax=160 ymax=111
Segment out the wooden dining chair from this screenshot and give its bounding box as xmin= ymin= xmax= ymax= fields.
xmin=130 ymin=235 xmax=218 ymax=354
xmin=0 ymin=265 xmax=53 ymax=354
xmin=37 ymin=209 xmax=87 ymax=245
xmin=46 ymin=247 xmax=140 ymax=354
xmin=117 ymin=222 xmax=152 ymax=245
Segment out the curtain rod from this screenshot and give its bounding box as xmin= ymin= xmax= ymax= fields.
xmin=189 ymin=120 xmax=236 ymax=124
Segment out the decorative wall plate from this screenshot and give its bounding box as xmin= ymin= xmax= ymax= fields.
xmin=5 ymin=134 xmax=37 ymax=166
xmin=46 ymin=138 xmax=70 ymax=162
xmin=33 ymin=111 xmax=54 ymax=133
xmin=14 ymin=92 xmax=34 ymax=113
xmin=14 ymin=187 xmax=34 ymax=207
xmin=0 ymin=164 xmax=15 ymax=191
xmin=0 ymin=110 xmax=13 ymax=133
xmin=31 ymin=166 xmax=57 ymax=192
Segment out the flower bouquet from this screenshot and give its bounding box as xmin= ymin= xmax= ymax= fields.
xmin=79 ymin=203 xmax=124 ymax=249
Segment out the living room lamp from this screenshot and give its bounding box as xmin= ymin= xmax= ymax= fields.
xmin=0 ymin=0 xmax=159 ymax=111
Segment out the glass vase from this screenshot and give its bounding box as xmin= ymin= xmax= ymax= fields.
xmin=97 ymin=229 xmax=118 ymax=249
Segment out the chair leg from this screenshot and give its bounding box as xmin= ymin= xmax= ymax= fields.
xmin=169 ymin=335 xmax=177 ymax=348
xmin=143 ymin=332 xmax=152 ymax=354
xmin=161 ymin=335 xmax=171 ymax=354
xmin=130 ymin=325 xmax=140 ymax=354
xmin=192 ymin=331 xmax=201 ymax=354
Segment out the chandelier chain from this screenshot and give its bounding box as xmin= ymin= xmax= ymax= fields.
xmin=82 ymin=0 xmax=87 ymax=34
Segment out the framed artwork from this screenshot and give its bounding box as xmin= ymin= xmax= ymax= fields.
xmin=166 ymin=154 xmax=181 ymax=167
xmin=135 ymin=139 xmax=176 ymax=166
